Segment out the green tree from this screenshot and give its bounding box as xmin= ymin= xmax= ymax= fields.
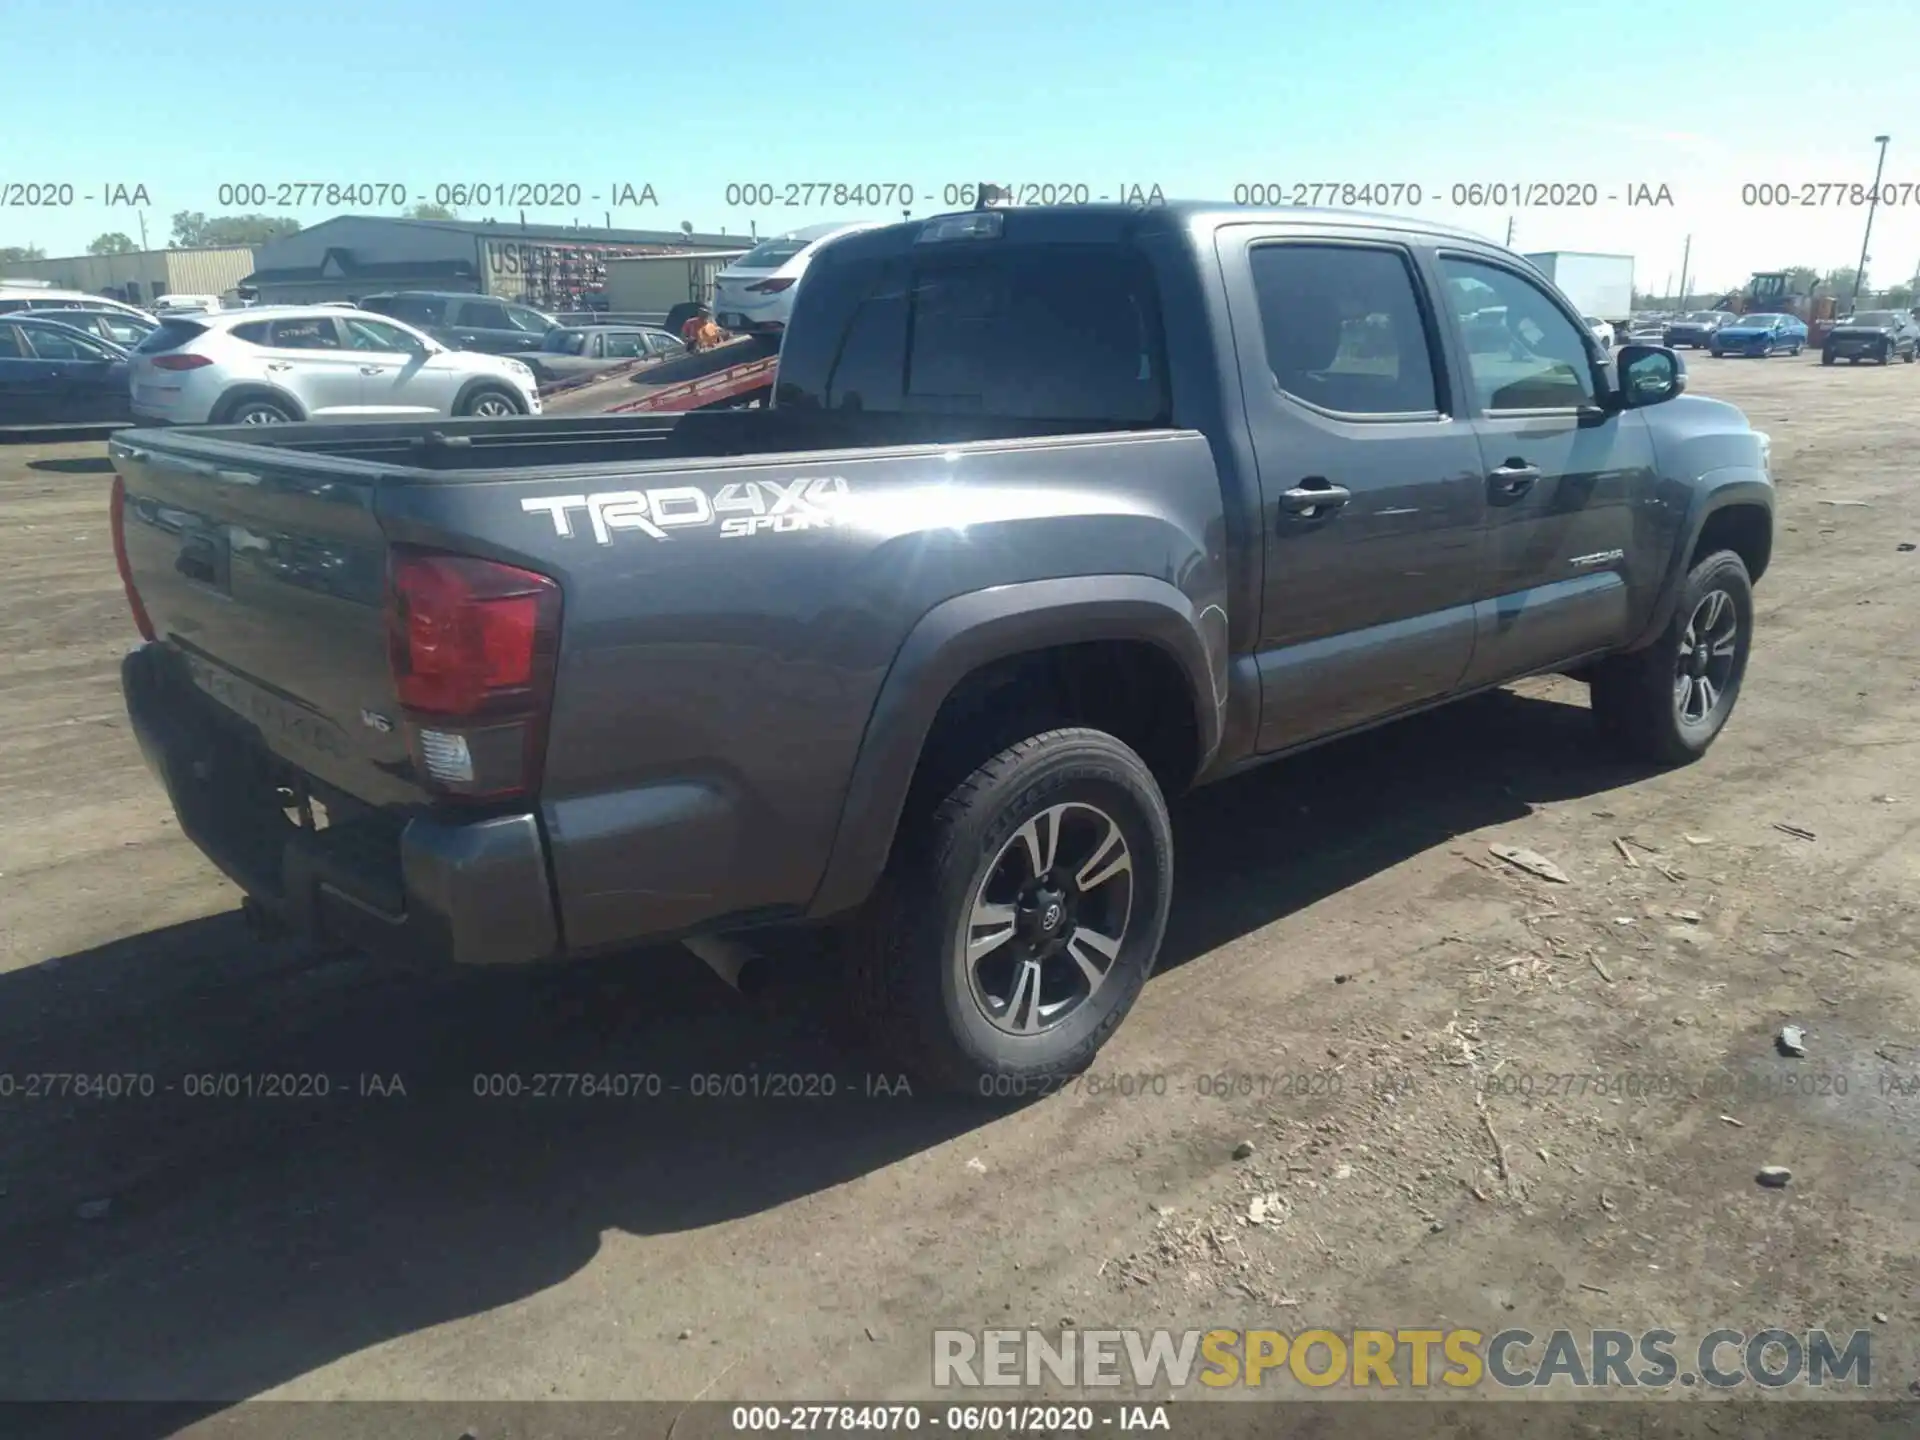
xmin=88 ymin=232 xmax=138 ymax=255
xmin=1779 ymin=266 xmax=1820 ymax=295
xmin=170 ymin=211 xmax=302 ymax=248
xmin=0 ymin=244 xmax=47 ymax=266
xmin=1881 ymin=284 xmax=1913 ymax=310
xmin=1820 ymin=267 xmax=1861 ymax=300
xmin=405 ymin=201 xmax=457 ymax=220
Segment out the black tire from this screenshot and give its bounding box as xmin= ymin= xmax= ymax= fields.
xmin=1822 ymin=350 xmax=1836 ymax=365
xmin=220 ymin=393 xmax=296 ymax=425
xmin=1880 ymin=347 xmax=1894 ymax=366
xmin=1904 ymin=347 xmax=1916 ymax=363
xmin=458 ymin=385 xmax=523 ymax=418
xmin=847 ymin=728 xmax=1174 ymax=1097
xmin=1590 ymin=550 xmax=1754 ymax=766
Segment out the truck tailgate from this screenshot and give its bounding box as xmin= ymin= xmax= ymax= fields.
xmin=111 ymin=435 xmax=423 ymax=809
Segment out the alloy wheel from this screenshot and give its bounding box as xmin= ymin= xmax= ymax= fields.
xmin=1674 ymin=589 xmax=1739 ymax=728
xmin=472 ymin=394 xmax=517 ymax=417
xmin=960 ymin=802 xmax=1134 ymax=1036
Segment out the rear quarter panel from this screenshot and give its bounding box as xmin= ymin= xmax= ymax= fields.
xmin=379 ymin=431 xmax=1228 ymax=949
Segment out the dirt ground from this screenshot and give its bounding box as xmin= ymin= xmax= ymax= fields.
xmin=1 ymin=356 xmax=1916 ymax=1430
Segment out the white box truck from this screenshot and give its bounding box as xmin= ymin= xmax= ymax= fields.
xmin=602 ymin=251 xmax=748 ymax=324
xmin=1523 ymin=251 xmax=1634 ymax=328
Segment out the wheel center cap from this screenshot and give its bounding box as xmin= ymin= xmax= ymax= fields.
xmin=1689 ymin=646 xmax=1711 ymax=677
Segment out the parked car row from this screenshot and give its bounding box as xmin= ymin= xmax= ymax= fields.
xmin=0 ymin=288 xmax=690 ymax=428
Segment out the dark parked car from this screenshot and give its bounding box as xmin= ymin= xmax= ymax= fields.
xmin=109 ymin=201 xmax=1772 ymax=1092
xmin=1664 ymin=310 xmax=1738 ymax=348
xmin=1821 ymin=310 xmax=1918 ymax=365
xmin=0 ymin=314 xmax=133 ymax=425
xmin=522 ymin=325 xmax=687 ymax=383
xmin=357 ymin=291 xmax=560 ymax=355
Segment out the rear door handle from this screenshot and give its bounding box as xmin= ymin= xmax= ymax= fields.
xmin=1490 ymin=462 xmax=1540 ymax=497
xmin=359 ymin=365 xmax=386 ymax=375
xmin=1280 ymin=480 xmax=1353 ymax=516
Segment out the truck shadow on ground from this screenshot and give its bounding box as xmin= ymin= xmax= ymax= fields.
xmin=0 ymin=687 xmax=1655 ymax=1423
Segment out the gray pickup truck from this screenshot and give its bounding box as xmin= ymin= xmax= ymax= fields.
xmin=110 ymin=202 xmax=1773 ymax=1094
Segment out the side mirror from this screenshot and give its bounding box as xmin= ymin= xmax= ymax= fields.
xmin=1616 ymin=344 xmax=1686 ymax=408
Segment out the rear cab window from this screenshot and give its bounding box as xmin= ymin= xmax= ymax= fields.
xmin=775 ymin=241 xmax=1170 ymax=427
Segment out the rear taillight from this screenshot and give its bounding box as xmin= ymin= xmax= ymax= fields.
xmin=109 ymin=475 xmax=156 ymax=641
xmin=385 ymin=548 xmax=561 ymax=801
xmin=746 ymin=277 xmax=796 ymax=294
xmin=148 ymin=353 xmax=214 ymax=370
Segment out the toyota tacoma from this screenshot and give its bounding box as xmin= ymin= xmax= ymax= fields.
xmin=110 ymin=202 xmax=1774 ymax=1093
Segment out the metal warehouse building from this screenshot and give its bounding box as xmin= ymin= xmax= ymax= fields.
xmin=0 ymin=246 xmax=258 ymax=306
xmin=243 ymin=216 xmax=742 ymax=313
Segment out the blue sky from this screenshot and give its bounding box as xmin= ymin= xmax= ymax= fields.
xmin=6 ymin=0 xmax=1918 ymax=296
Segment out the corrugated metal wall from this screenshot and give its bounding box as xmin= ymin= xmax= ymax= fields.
xmin=0 ymin=247 xmax=256 ymax=301
xmin=163 ymin=248 xmax=259 ymax=297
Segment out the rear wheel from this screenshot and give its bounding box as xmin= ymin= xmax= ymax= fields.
xmin=1822 ymin=350 xmax=1836 ymax=365
xmin=1590 ymin=550 xmax=1753 ymax=765
xmin=225 ymin=396 xmax=295 ymax=425
xmin=847 ymin=728 xmax=1173 ymax=1096
xmin=459 ymin=386 xmax=522 ymax=418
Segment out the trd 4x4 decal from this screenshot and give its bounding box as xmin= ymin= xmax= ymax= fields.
xmin=521 ymin=476 xmax=851 ymax=543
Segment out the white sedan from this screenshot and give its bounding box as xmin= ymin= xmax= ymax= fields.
xmin=1586 ymin=317 xmax=1616 ymax=349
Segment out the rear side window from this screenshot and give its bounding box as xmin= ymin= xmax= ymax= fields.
xmin=231 ymin=321 xmax=270 ymax=345
xmin=1248 ymin=245 xmax=1440 ymax=415
xmin=367 ymin=295 xmax=445 ymax=325
xmin=135 ymin=319 xmax=209 ymax=353
xmin=457 ymin=300 xmax=511 ymax=330
xmin=266 ymin=317 xmax=342 ymax=349
xmin=778 ymin=244 xmax=1169 ymax=425
xmin=22 ymin=325 xmax=112 ymax=360
xmin=0 ymin=325 xmax=22 ymax=357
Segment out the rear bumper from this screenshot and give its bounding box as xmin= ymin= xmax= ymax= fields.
xmin=122 ymin=642 xmax=559 ymax=967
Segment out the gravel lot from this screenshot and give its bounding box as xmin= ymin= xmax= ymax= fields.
xmin=1 ymin=356 xmax=1916 ymax=1428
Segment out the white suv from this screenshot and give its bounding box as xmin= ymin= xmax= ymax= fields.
xmin=128 ymin=306 xmax=542 ymax=425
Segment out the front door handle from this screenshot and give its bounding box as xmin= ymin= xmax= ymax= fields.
xmin=1280 ymin=479 xmax=1353 ymax=517
xmin=1489 ymin=462 xmax=1540 ymax=497
xmin=266 ymin=361 xmax=293 ymax=372
xmin=359 ymin=365 xmax=386 ymax=375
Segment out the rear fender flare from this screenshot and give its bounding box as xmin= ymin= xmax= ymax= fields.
xmin=805 ymin=575 xmax=1227 ymax=920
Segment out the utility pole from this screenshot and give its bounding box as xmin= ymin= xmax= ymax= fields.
xmin=1676 ymin=234 xmax=1692 ymax=309
xmin=136 ymin=210 xmax=148 ymax=249
xmin=1853 ymin=134 xmax=1891 ymax=311
xmin=1505 ymin=215 xmax=1515 ymax=246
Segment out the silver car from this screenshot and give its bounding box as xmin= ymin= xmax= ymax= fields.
xmin=710 ymin=221 xmax=887 ymax=336
xmin=128 ymin=305 xmax=541 ymax=425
